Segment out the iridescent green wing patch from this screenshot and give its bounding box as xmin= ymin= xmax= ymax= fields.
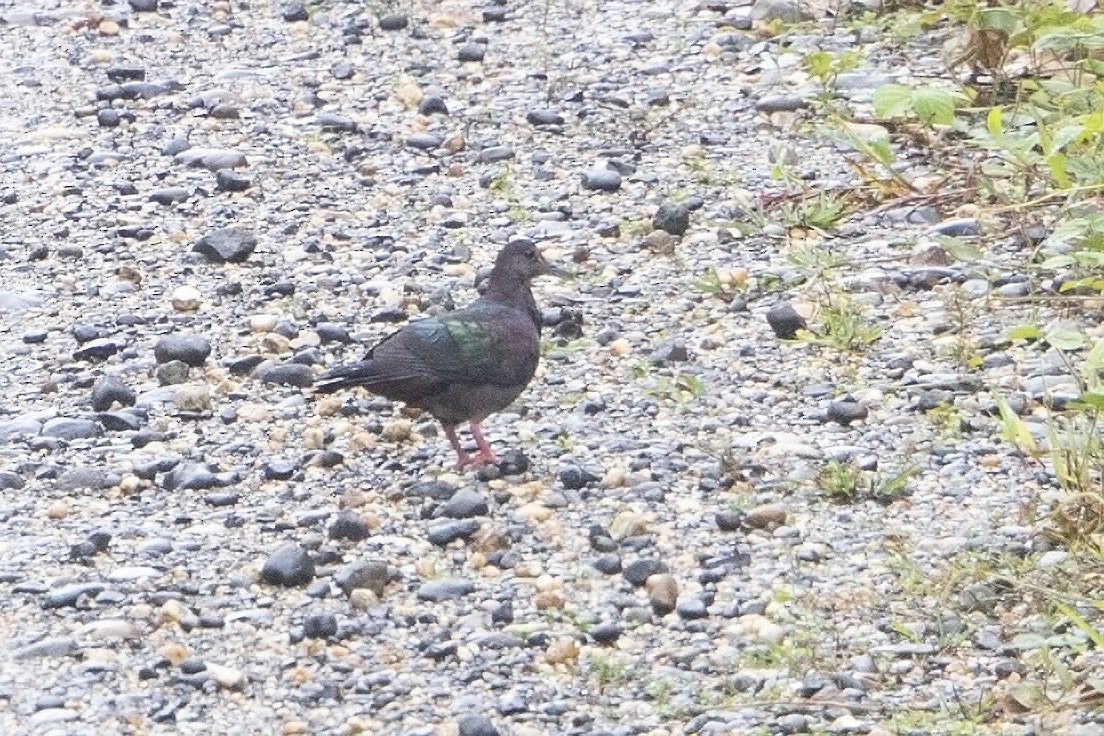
xmin=444 ymin=318 xmax=496 ymax=371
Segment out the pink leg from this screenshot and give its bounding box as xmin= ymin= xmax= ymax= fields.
xmin=443 ymin=425 xmax=476 ymax=470
xmin=468 ymin=423 xmax=497 ymax=467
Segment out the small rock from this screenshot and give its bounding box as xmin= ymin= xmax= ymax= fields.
xmin=766 ymin=303 xmax=806 ymax=339
xmin=335 ymin=560 xmax=389 ymax=597
xmin=827 ymin=400 xmax=868 ymax=426
xmin=91 ymin=376 xmax=136 ymax=411
xmin=259 ymin=363 xmax=314 ymax=387
xmin=281 ymin=2 xmax=309 ymax=21
xmin=652 ymin=202 xmax=691 ymax=236
xmin=646 ymin=573 xmax=678 ymax=615
xmin=261 ymin=544 xmax=315 ymax=587
xmin=417 ymin=578 xmax=475 ymax=602
xmin=440 ymin=488 xmax=489 ymax=518
xmin=744 ymin=503 xmax=786 ymax=530
xmin=328 ymin=511 xmax=372 ymax=541
xmin=581 ymin=169 xmax=621 ymax=191
xmin=457 ymin=42 xmax=487 ymax=62
xmin=458 ymin=715 xmax=500 ymax=736
xmin=154 ymin=334 xmax=211 ymax=366
xmin=174 ymin=384 xmax=212 ymax=413
xmin=193 ymin=228 xmax=258 ymax=263
xmin=378 ymin=13 xmax=408 ymax=30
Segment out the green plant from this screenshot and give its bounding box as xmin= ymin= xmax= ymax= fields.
xmin=777 ymin=192 xmax=850 ymax=231
xmin=817 ymin=460 xmax=917 ymax=503
xmin=803 ymin=50 xmax=863 ymax=105
xmin=585 ymin=653 xmax=630 ymax=690
xmin=800 ymin=297 xmax=883 ymax=354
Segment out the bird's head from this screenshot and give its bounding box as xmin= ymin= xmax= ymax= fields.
xmin=492 ymin=238 xmax=566 ymax=281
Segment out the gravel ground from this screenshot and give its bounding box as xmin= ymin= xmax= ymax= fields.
xmin=2 ymin=0 xmax=1103 ymax=735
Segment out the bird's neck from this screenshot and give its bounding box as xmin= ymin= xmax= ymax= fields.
xmin=484 ymin=277 xmax=541 ymax=330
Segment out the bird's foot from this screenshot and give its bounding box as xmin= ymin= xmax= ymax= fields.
xmin=454 ymin=448 xmax=497 ymax=471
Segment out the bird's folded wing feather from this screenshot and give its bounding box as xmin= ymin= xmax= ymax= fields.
xmin=371 ymin=307 xmax=538 ymax=387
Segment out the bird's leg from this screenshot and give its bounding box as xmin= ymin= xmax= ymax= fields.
xmin=468 ymin=423 xmax=497 ymax=467
xmin=443 ymin=424 xmax=476 ymax=470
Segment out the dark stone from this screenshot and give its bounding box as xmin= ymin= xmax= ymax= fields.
xmin=756 ymin=95 xmax=808 ymax=113
xmin=263 ymin=459 xmax=299 ymax=481
xmin=128 ymin=0 xmax=158 ymax=10
xmin=766 ymin=303 xmax=806 ymax=339
xmin=407 ymin=132 xmax=444 ymax=150
xmin=427 ymin=519 xmax=480 ymax=546
xmin=590 ymin=621 xmax=624 ymax=645
xmin=261 ymin=544 xmax=315 ymax=587
xmin=715 ymin=511 xmax=743 ymax=531
xmin=418 ymin=96 xmax=448 ymax=115
xmin=335 ymin=560 xmax=389 ymax=596
xmin=215 ymin=169 xmax=251 ymax=192
xmin=456 ymin=43 xmax=487 ymax=62
xmin=558 ymin=465 xmax=599 ymax=490
xmin=318 ymin=113 xmax=358 ymax=133
xmin=827 ymin=399 xmax=868 ymax=426
xmin=99 ymin=408 xmax=142 ymax=431
xmin=652 ymin=202 xmax=691 ymax=236
xmin=622 ymin=558 xmax=664 ymax=586
xmin=41 ymin=418 xmax=100 ymax=440
xmin=581 ymin=169 xmax=621 ymax=191
xmin=97 ymin=109 xmax=122 ymax=128
xmin=458 ymin=715 xmax=500 ymax=736
xmin=281 ymin=2 xmax=309 ymax=21
xmin=73 ymin=338 xmax=120 ymax=361
xmin=303 ymin=613 xmax=338 ymax=639
xmin=0 ymin=471 xmax=25 ymax=490
xmin=676 ymin=598 xmax=709 ymax=619
xmin=330 ymin=61 xmax=354 ymax=80
xmin=154 ymin=334 xmax=211 ymax=367
xmin=378 ymin=13 xmax=408 ymax=30
xmin=592 ymin=554 xmax=622 ymax=575
xmin=439 ymin=488 xmax=489 ymax=518
xmin=526 ymin=109 xmax=564 ymax=126
xmin=149 ymin=187 xmax=189 ymax=204
xmin=316 ymin=323 xmax=352 ymax=343
xmin=259 ymin=363 xmax=314 ymax=387
xmin=91 ymin=376 xmax=136 ymax=411
xmin=416 ymin=578 xmax=475 ymax=602
xmin=328 ymin=511 xmax=371 ymax=541
xmin=43 ymin=582 xmax=106 ymax=609
xmin=193 ymin=228 xmax=258 ymax=263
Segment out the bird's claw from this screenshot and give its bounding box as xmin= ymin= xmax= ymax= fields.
xmin=454 ymin=449 xmax=497 ymax=471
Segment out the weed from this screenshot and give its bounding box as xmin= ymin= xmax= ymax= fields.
xmin=777 ymin=192 xmax=850 ymax=231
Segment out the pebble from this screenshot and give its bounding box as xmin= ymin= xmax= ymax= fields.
xmin=766 ymin=303 xmax=807 ymax=339
xmin=193 ymin=227 xmax=259 ymax=263
xmin=154 ymin=334 xmax=212 ymax=366
xmin=261 ymin=544 xmax=316 ymax=587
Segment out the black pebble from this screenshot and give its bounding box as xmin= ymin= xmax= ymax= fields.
xmin=766 ymin=303 xmax=807 ymax=339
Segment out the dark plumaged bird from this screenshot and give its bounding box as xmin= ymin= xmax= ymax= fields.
xmin=316 ymin=240 xmax=560 ymax=470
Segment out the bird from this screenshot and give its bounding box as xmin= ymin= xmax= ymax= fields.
xmin=315 ymin=240 xmax=560 ymax=470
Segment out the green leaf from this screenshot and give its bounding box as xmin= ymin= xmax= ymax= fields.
xmin=1009 ymin=325 xmax=1043 ymax=342
xmin=1055 ymin=601 xmax=1104 ymax=648
xmin=911 ymin=87 xmax=956 ymax=126
xmin=994 ymin=394 xmax=1038 ymax=455
xmin=978 ymin=8 xmax=1018 ymax=35
xmin=938 ymin=235 xmax=984 ymax=262
xmin=1048 ymin=153 xmax=1071 ymax=189
xmin=873 ymin=84 xmax=913 ymax=119
xmin=1040 ymin=254 xmax=1076 ymax=270
xmin=1047 ymin=329 xmax=1086 ymax=351
xmin=1071 ymin=392 xmax=1104 ymax=411
xmin=986 ymin=106 xmax=1004 ymax=138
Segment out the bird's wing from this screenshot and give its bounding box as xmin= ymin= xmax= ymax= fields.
xmin=374 ymin=304 xmax=539 ymax=387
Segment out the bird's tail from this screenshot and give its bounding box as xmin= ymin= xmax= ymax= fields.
xmin=314 ymin=362 xmax=378 ymax=394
